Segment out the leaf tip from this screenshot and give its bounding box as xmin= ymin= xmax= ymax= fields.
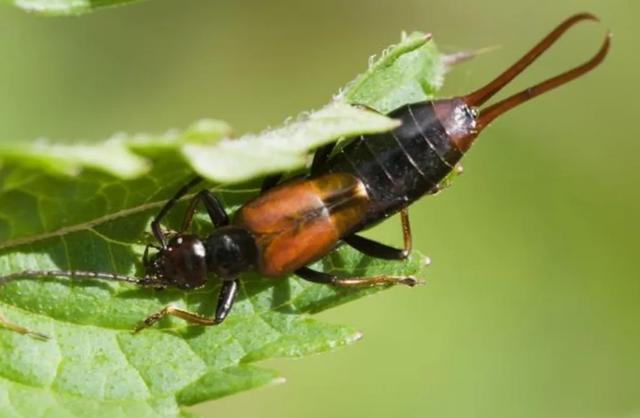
xmin=441 ymin=44 xmax=499 ymax=69
xmin=271 ymin=376 xmax=287 ymax=386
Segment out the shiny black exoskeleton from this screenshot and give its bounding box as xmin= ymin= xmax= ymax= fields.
xmin=146 ymin=228 xmax=258 ymax=290
xmin=320 ymin=99 xmax=475 ymax=226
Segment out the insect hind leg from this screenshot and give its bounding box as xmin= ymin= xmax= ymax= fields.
xmin=295 ymin=266 xmax=420 ymax=287
xmin=344 ymin=208 xmax=413 ymax=260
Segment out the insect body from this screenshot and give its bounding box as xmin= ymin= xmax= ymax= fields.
xmin=134 ymin=13 xmax=609 ymax=331
xmin=0 ymin=14 xmax=609 ymax=337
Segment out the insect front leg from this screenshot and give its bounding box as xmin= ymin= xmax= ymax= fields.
xmin=143 ymin=243 xmax=163 ymax=268
xmin=152 ymin=176 xmax=203 ymax=247
xmin=133 ymin=306 xmax=215 ymax=333
xmin=134 ymin=279 xmax=239 ymax=332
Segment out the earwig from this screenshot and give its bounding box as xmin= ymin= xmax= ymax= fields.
xmin=0 ymin=14 xmax=610 ymax=339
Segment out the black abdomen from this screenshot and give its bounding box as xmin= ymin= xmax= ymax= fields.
xmin=321 ymin=101 xmax=466 ymax=226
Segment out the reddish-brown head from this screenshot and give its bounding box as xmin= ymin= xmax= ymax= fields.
xmin=436 ymin=13 xmax=610 ymax=154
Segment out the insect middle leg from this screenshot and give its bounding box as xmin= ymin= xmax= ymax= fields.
xmin=261 ymin=174 xmax=283 ymax=192
xmin=134 ymin=280 xmax=239 ymax=332
xmin=344 ymin=208 xmax=413 ymax=260
xmin=260 ymin=142 xmax=336 ymax=193
xmin=311 ymin=142 xmax=336 ymax=175
xmin=295 ymin=266 xmax=419 ymax=287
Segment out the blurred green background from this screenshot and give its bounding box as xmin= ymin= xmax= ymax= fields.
xmin=1 ymin=0 xmax=638 ymax=417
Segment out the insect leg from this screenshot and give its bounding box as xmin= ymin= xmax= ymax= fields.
xmin=143 ymin=243 xmax=162 ymax=267
xmin=260 ymin=141 xmax=336 ymax=192
xmin=344 ymin=235 xmax=407 ymax=260
xmin=133 ymin=280 xmax=238 ymax=332
xmin=0 ymin=313 xmax=48 ymax=341
xmin=295 ymin=266 xmax=419 ymax=287
xmin=344 ymin=208 xmax=413 ymax=260
xmin=133 ymin=306 xmax=215 ymax=332
xmin=261 ymin=174 xmax=283 ymax=192
xmin=214 ymin=280 xmax=239 ymax=324
xmin=180 ymin=190 xmax=229 ymax=232
xmin=311 ymin=142 xmax=336 ymax=175
xmin=152 ymin=176 xmax=203 ymax=247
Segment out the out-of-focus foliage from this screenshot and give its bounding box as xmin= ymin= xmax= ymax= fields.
xmin=1 ymin=0 xmax=144 ymax=16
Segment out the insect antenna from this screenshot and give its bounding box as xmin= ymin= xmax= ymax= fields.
xmin=0 ymin=269 xmax=166 ymax=288
xmin=462 ymin=13 xmax=610 ymax=130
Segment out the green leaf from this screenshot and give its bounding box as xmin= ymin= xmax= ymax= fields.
xmin=1 ymin=0 xmax=145 ymax=16
xmin=343 ymin=31 xmax=445 ymax=113
xmin=0 ymin=32 xmax=444 ymax=416
xmin=182 ymin=103 xmax=399 ymax=183
xmin=0 ymin=138 xmax=150 ymax=179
